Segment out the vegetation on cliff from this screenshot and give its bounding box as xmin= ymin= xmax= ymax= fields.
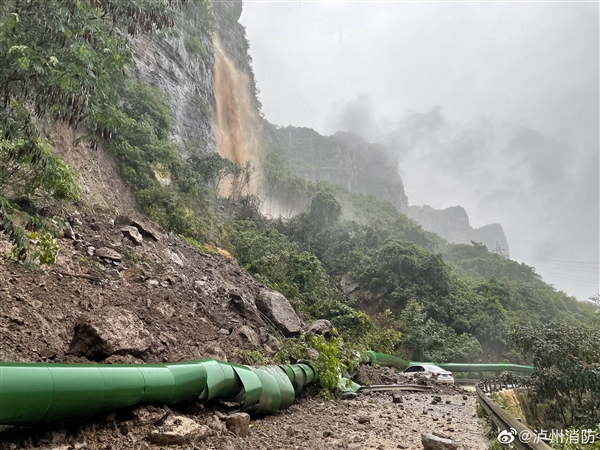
xmin=0 ymin=0 xmax=189 ymax=259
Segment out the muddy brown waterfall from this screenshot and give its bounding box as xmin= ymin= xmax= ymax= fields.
xmin=213 ymin=35 xmax=260 ymax=196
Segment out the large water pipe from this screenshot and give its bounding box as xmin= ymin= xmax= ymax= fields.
xmin=0 ymin=360 xmax=317 ymax=425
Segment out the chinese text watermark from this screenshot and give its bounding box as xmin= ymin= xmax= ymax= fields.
xmin=498 ymin=428 xmax=598 ymax=445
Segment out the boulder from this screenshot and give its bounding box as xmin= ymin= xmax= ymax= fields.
xmin=114 ymin=215 xmax=161 ymax=241
xmin=306 ymin=319 xmax=334 ymax=338
xmin=164 ymin=249 xmax=184 ymax=266
xmin=95 ymin=247 xmax=122 ymax=261
xmin=68 ymin=307 xmax=151 ymax=359
xmin=120 ymin=226 xmax=143 ymax=245
xmin=421 ymin=433 xmax=458 ymax=450
xmin=114 ymin=215 xmax=133 ymax=227
xmin=62 ymin=224 xmax=76 ymax=240
xmin=225 ymin=413 xmax=250 ymax=438
xmin=105 ymin=269 xmax=121 ymax=279
xmin=255 ymin=290 xmax=302 ymax=337
xmin=149 ymin=415 xmax=209 ymax=445
xmin=131 ymin=219 xmax=161 ymax=241
xmin=265 ymin=333 xmax=281 ymax=351
xmin=230 ymin=325 xmax=261 ymax=347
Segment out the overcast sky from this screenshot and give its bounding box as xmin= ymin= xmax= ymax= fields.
xmin=239 ymin=1 xmax=599 ymax=301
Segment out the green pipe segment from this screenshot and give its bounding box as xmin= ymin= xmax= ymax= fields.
xmin=362 ymin=351 xmax=411 ymax=370
xmin=0 ymin=359 xmax=318 ymax=426
xmin=409 ymin=362 xmax=534 ymax=374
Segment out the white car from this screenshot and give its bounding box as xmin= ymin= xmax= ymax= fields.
xmin=403 ymin=364 xmax=455 ymax=384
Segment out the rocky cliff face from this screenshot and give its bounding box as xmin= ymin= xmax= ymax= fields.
xmin=407 ymin=205 xmax=510 ymax=256
xmin=131 ymin=0 xmax=260 ymax=158
xmin=131 ymin=3 xmax=217 ymax=152
xmin=263 ymin=125 xmax=409 ymax=213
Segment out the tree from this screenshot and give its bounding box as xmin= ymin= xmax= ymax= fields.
xmin=309 ymin=189 xmax=342 ymax=226
xmin=511 ymin=323 xmax=600 ymax=428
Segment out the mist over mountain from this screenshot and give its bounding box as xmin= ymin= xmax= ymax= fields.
xmin=328 ymin=99 xmax=599 ymax=301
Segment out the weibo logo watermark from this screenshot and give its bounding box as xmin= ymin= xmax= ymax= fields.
xmin=497 ymin=428 xmax=517 ymax=444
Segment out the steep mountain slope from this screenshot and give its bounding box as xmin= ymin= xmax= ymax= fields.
xmin=261 ymin=123 xmax=509 ymax=253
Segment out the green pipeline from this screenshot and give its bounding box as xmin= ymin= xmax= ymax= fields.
xmin=0 ymin=360 xmax=317 ymax=426
xmin=408 ymin=362 xmax=533 ymax=374
xmin=359 ymin=352 xmax=533 ymax=373
xmin=0 ymin=352 xmax=532 ymax=425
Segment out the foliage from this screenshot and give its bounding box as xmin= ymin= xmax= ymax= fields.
xmin=398 ymin=299 xmax=482 ymax=362
xmin=231 ymin=220 xmax=333 ymax=305
xmin=511 ymin=323 xmax=600 ymax=428
xmin=274 ymin=334 xmax=360 ymax=399
xmin=30 ymin=232 xmax=60 ymax=265
xmin=551 ymin=427 xmax=600 ymax=450
xmin=0 ymin=0 xmax=189 ymax=258
xmin=236 ymin=350 xmax=268 ymax=366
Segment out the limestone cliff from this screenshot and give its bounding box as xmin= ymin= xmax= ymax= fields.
xmin=131 ymin=2 xmax=217 ymax=151
xmin=263 ymin=125 xmax=409 ymax=213
xmin=408 ymin=205 xmax=510 ymax=256
xmin=131 ymin=0 xmax=260 ymax=159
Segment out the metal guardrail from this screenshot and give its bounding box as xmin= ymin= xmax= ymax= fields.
xmin=476 ymin=381 xmax=552 ymax=450
xmin=454 ymin=378 xmax=479 ymax=385
xmin=356 ymin=384 xmax=432 ymax=393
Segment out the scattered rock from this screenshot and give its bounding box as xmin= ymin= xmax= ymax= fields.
xmin=305 ymin=319 xmax=334 ymax=338
xmin=433 ymin=432 xmax=451 ymax=440
xmin=164 ymin=249 xmax=184 ymax=266
xmin=105 ymin=269 xmax=121 ymax=279
xmin=68 ymin=307 xmax=152 ymax=359
xmin=123 ymin=265 xmax=146 ymax=282
xmin=341 ymin=392 xmax=358 ymax=400
xmin=357 ymin=417 xmax=370 ymax=424
xmin=149 ymin=415 xmax=209 ymax=445
xmin=462 ymin=395 xmax=468 ymax=400
xmin=120 ymin=226 xmax=143 ymax=245
xmin=206 ymin=415 xmax=225 ymax=434
xmin=323 ymin=431 xmax=332 ymax=438
xmin=255 ymin=289 xmax=302 ymax=337
xmin=230 ymin=325 xmax=260 ymax=347
xmin=86 ymin=246 xmax=95 ymax=256
xmin=421 ymin=433 xmax=458 ymax=450
xmin=392 ymin=393 xmax=403 ymax=403
xmin=63 ymin=224 xmax=76 ymax=240
xmin=94 ymin=247 xmax=122 ymax=261
xmin=226 ymin=413 xmax=250 ymax=438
